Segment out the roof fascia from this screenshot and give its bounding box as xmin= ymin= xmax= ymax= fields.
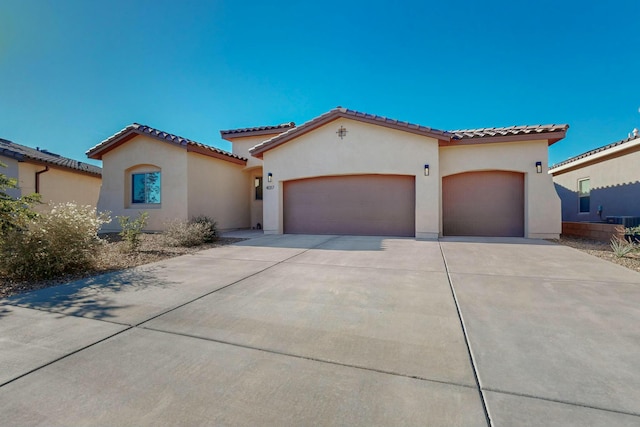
xmin=440 ymin=131 xmax=566 ymax=147
xmin=220 ymin=128 xmax=292 ymax=141
xmin=86 ymin=130 xmax=139 ymax=160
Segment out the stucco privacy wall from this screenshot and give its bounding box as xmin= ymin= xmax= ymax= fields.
xmin=552 ymin=147 xmax=640 ymax=222
xmin=261 ymin=118 xmax=440 ymax=238
xmin=97 ymin=135 xmax=188 ymax=232
xmin=187 ymin=151 xmax=250 ymax=230
xmin=17 ymin=162 xmax=101 ymax=208
xmin=439 ymin=140 xmax=561 ymax=238
xmin=0 ymin=155 xmax=21 ymax=199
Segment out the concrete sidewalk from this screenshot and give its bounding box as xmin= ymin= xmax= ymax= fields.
xmin=1 ymin=235 xmax=640 ymax=426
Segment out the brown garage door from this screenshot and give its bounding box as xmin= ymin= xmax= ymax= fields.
xmin=284 ymin=174 xmax=415 ymax=237
xmin=442 ymin=171 xmax=524 ymax=237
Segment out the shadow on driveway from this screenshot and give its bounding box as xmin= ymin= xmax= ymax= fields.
xmin=3 ymin=268 xmax=175 ymax=321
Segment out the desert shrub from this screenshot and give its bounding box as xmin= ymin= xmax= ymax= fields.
xmin=190 ymin=215 xmax=218 ymax=242
xmin=625 ymin=225 xmax=640 ymax=236
xmin=610 ymin=236 xmax=636 ymax=258
xmin=163 ymin=219 xmax=211 ymax=247
xmin=0 ymin=202 xmax=110 ymax=280
xmin=117 ymin=212 xmax=148 ymax=252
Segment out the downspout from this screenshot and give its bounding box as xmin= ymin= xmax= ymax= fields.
xmin=35 ymin=166 xmax=50 ymax=194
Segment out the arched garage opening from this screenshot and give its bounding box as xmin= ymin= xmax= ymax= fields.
xmin=283 ymin=174 xmax=415 ymax=237
xmin=442 ymin=170 xmax=524 ymax=237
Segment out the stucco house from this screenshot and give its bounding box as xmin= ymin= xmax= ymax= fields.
xmin=550 ymin=129 xmax=640 ymax=227
xmin=88 ymin=107 xmax=568 ymax=238
xmin=0 ymin=138 xmax=101 ymax=207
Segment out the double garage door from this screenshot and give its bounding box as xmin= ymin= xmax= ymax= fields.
xmin=284 ymin=175 xmax=415 ymax=237
xmin=283 ymin=171 xmax=524 ymax=237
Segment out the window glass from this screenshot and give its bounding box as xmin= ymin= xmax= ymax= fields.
xmin=255 ymin=176 xmax=263 ymax=201
xmin=578 ymin=178 xmax=590 ymax=213
xmin=132 ymin=172 xmax=161 ymax=204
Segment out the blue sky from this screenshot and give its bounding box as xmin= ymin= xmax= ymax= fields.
xmin=1 ymin=0 xmax=639 ymax=167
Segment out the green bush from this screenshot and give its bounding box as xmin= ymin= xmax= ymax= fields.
xmin=117 ymin=212 xmax=148 ymax=252
xmin=162 ymin=220 xmax=211 ymax=247
xmin=0 ymin=202 xmax=111 ymax=280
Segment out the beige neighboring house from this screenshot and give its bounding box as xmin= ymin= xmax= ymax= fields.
xmin=90 ymin=108 xmax=567 ymax=238
xmin=0 ymin=138 xmax=101 ymax=207
xmin=550 ymin=129 xmax=640 ymax=227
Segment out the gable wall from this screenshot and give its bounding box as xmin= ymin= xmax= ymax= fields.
xmin=97 ymin=135 xmax=188 ymax=231
xmin=552 ymin=146 xmax=640 ymax=222
xmin=261 ymin=118 xmax=440 ymax=238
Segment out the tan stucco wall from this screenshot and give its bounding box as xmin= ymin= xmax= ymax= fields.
xmin=261 ymin=118 xmax=441 ymax=239
xmin=552 ymin=146 xmax=640 ymax=221
xmin=0 ymin=155 xmax=21 ymax=199
xmin=96 ymin=135 xmax=189 ymax=232
xmin=186 ymin=151 xmax=250 ymax=230
xmin=17 ymin=162 xmax=101 ymax=208
xmin=230 ymin=135 xmax=269 ymax=169
xmin=440 ymin=140 xmax=561 ymax=239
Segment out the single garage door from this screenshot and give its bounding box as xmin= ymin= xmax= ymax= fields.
xmin=284 ymin=174 xmax=415 ymax=237
xmin=442 ymin=171 xmax=524 ymax=237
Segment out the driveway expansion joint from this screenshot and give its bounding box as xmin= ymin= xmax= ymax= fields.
xmin=139 ymin=325 xmax=478 ymax=391
xmin=0 ymin=326 xmax=133 ymax=389
xmin=439 ymin=241 xmax=493 ymax=427
xmin=484 ymin=387 xmax=640 ymax=419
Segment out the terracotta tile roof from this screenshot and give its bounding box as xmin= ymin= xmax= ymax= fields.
xmin=87 ymin=123 xmax=247 ymax=164
xmin=220 ymin=122 xmax=296 ymax=137
xmin=449 ymin=124 xmax=570 ymax=140
xmin=550 ymin=132 xmax=640 ymax=170
xmin=249 ymin=107 xmax=569 ymax=157
xmin=0 ymin=138 xmax=102 ymax=176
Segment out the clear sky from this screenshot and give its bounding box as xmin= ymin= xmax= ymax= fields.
xmin=1 ymin=0 xmax=639 ymax=167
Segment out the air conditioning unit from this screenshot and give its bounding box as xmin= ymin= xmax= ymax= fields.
xmin=605 ymin=216 xmax=640 ymax=228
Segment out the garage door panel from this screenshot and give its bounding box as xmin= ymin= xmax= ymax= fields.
xmin=284 ymin=175 xmax=415 ymax=237
xmin=443 ymin=171 xmax=524 ymax=237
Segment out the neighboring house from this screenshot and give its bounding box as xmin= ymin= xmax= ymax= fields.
xmin=0 ymin=138 xmax=102 ymax=207
xmin=550 ymin=129 xmax=640 ymax=226
xmin=89 ymin=107 xmax=568 ymax=238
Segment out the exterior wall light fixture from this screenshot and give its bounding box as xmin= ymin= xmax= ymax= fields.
xmin=535 ymin=161 xmax=542 ymax=173
xmin=267 ymin=172 xmax=273 ymax=182
xmin=424 ymin=164 xmax=430 ymax=176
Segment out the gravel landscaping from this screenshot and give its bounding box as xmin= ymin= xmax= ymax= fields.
xmin=555 ymin=236 xmax=640 ymax=274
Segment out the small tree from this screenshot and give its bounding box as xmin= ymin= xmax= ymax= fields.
xmin=0 ymin=161 xmax=40 ymax=238
xmin=117 ymin=212 xmax=149 ymax=251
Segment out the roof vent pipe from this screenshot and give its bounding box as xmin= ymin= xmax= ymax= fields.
xmin=633 ymin=128 xmax=638 ymax=137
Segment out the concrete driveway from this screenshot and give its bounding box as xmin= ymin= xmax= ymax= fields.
xmin=1 ymin=234 xmax=640 ymax=426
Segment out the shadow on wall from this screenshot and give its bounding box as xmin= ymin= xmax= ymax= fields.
xmin=2 ymin=268 xmax=175 ymax=321
xmin=554 ymin=181 xmax=640 ymax=222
